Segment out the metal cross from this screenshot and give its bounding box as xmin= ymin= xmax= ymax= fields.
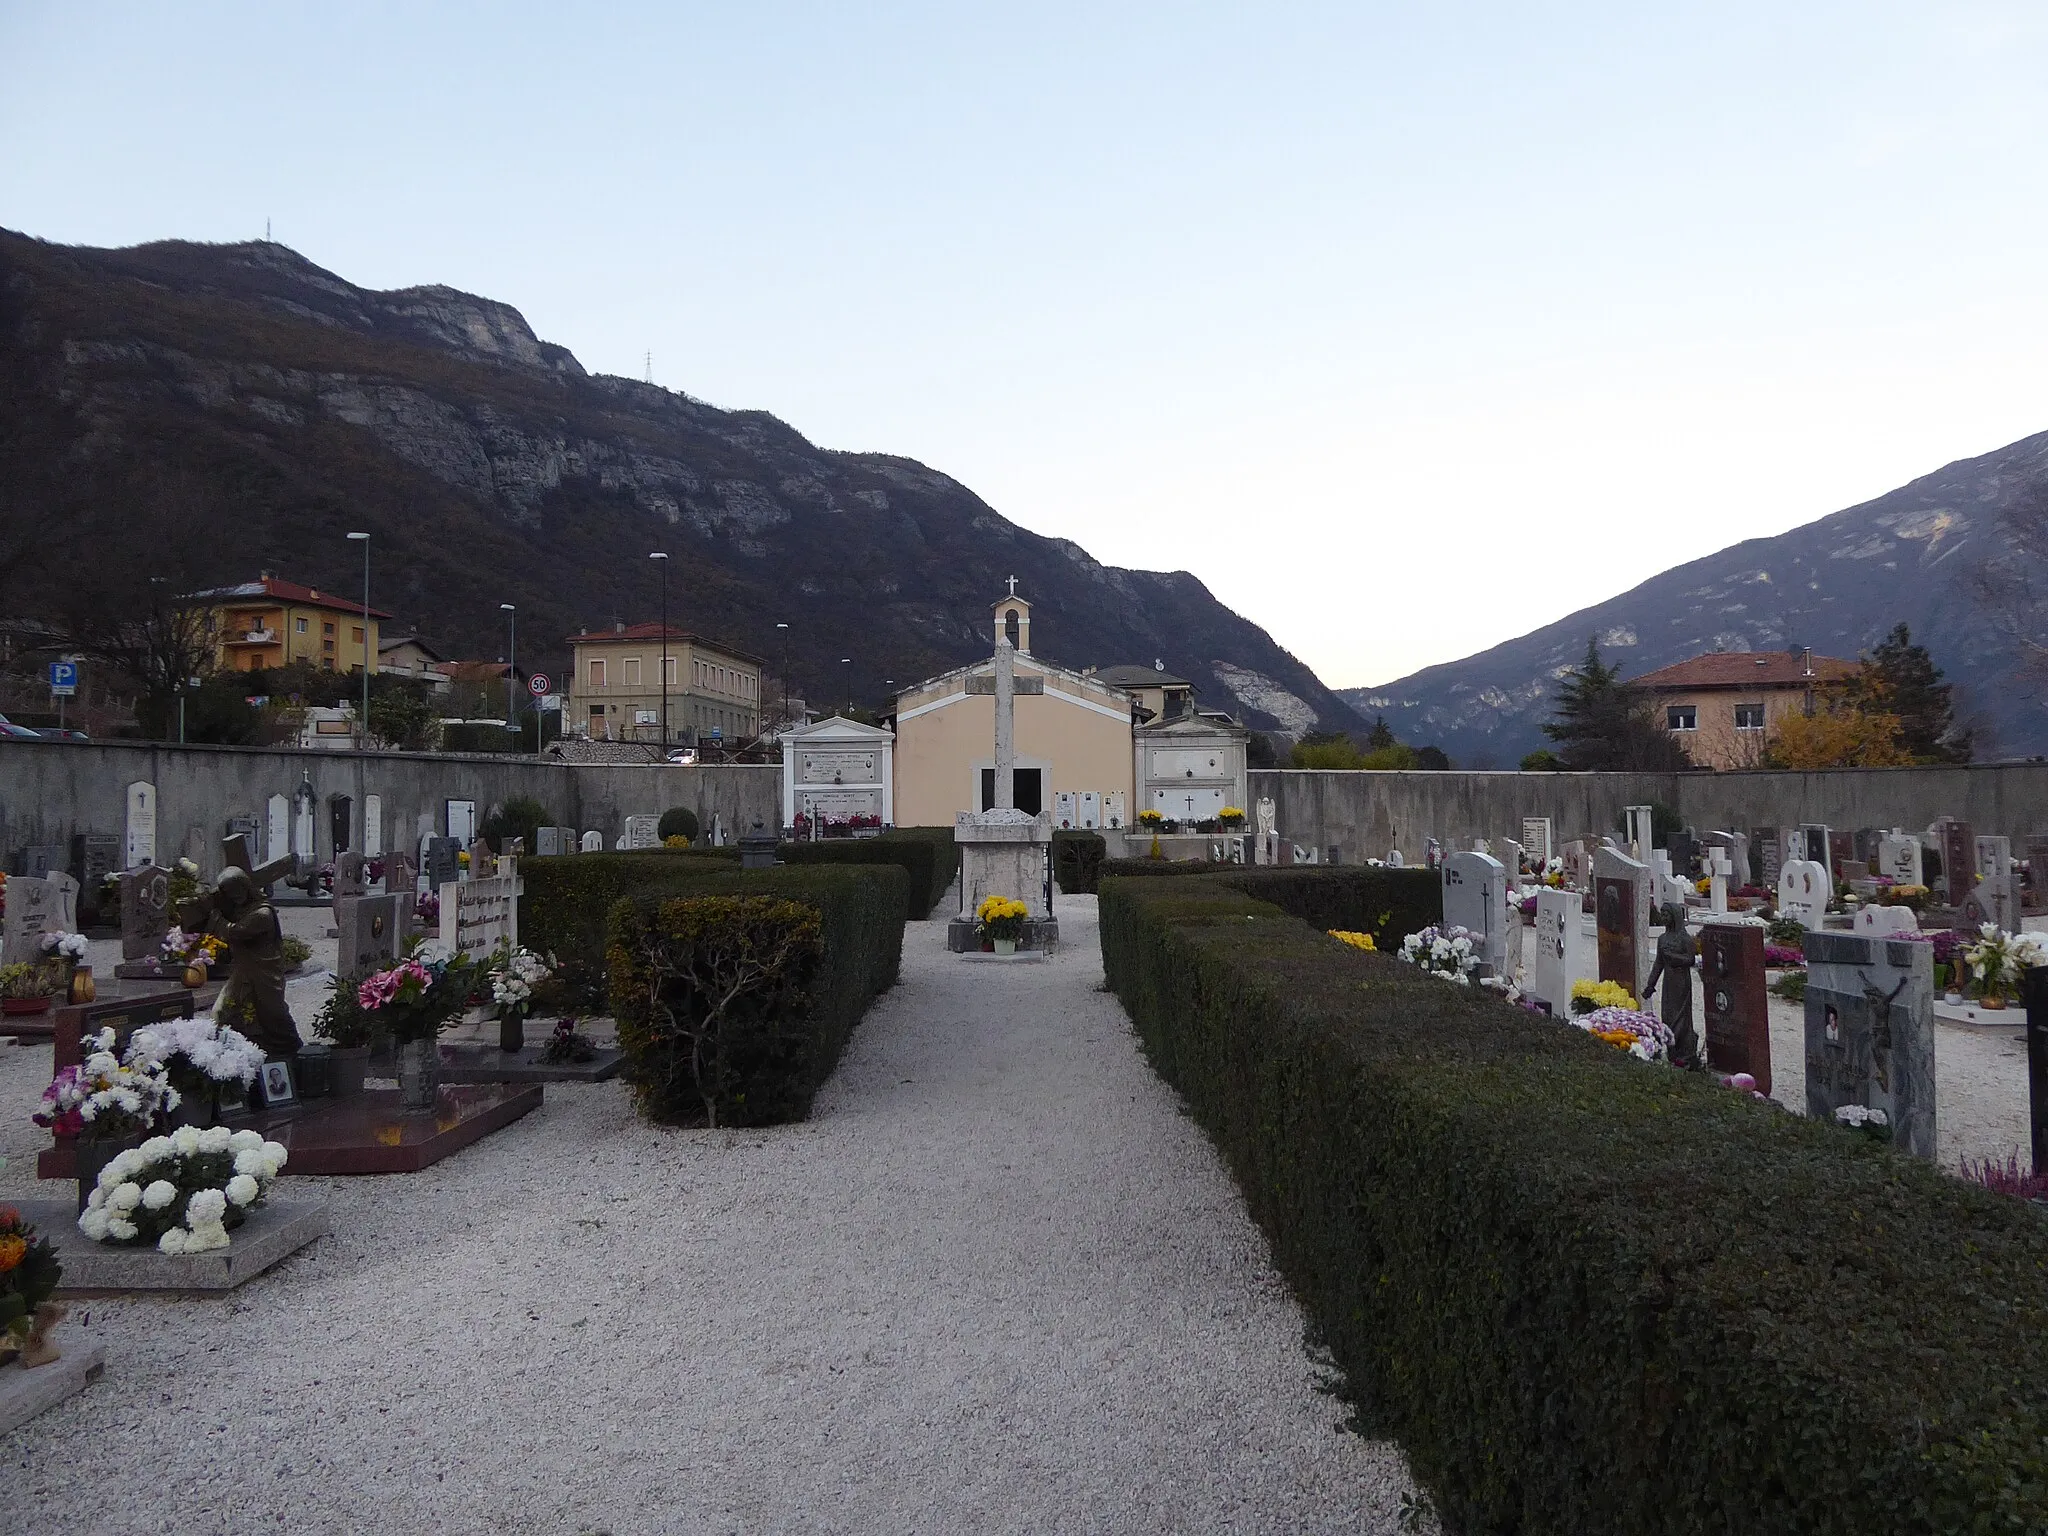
xmin=1006 ymin=575 xmax=1018 ymax=597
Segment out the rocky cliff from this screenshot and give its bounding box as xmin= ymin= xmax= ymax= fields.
xmin=0 ymin=231 xmax=1359 ymax=739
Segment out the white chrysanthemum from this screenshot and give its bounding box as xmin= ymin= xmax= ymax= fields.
xmin=85 ymin=1186 xmax=106 ymax=1211
xmin=185 ymin=1221 xmax=230 ymax=1253
xmin=172 ymin=1125 xmax=203 ymax=1157
xmin=187 ymin=1188 xmax=227 ymax=1224
xmin=233 ymin=1149 xmax=265 ymax=1176
xmin=79 ymin=1208 xmax=111 ymax=1241
xmin=141 ymin=1179 xmax=179 ymax=1210
xmin=200 ymin=1125 xmax=233 ymax=1153
xmin=140 ymin=1136 xmax=174 ymax=1162
xmin=110 ymin=1181 xmax=144 ymax=1212
xmin=106 ymin=1217 xmax=138 ymax=1241
xmin=229 ymin=1129 xmax=265 ymax=1153
xmin=261 ymin=1140 xmax=287 ymax=1166
xmin=225 ymin=1174 xmax=261 ymax=1207
xmin=159 ymin=1227 xmax=189 ymax=1255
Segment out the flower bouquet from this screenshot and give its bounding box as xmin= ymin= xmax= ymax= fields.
xmin=1877 ymin=883 xmax=1929 ymax=910
xmin=1833 ymin=1103 xmax=1890 ymax=1142
xmin=1762 ymin=944 xmax=1805 ymax=968
xmin=414 ymin=889 xmax=441 ymax=927
xmin=976 ymin=895 xmax=1030 ymax=953
xmin=1573 ymin=1005 xmax=1673 ymax=1063
xmin=1218 ymin=806 xmax=1246 ymax=830
xmin=38 ymin=931 xmax=89 ymax=965
xmin=1 ymin=1204 xmax=64 ymax=1367
xmin=1397 ymin=925 xmax=1482 ymax=984
xmin=1568 ymin=978 xmax=1637 ymax=1015
xmin=541 ymin=1016 xmax=598 ymax=1065
xmin=489 ymin=945 xmax=553 ymax=1052
xmin=1328 ymin=929 xmax=1376 ymax=952
xmin=1137 ymin=809 xmax=1165 ymax=829
xmin=1960 ymin=924 xmax=2048 ymax=1007
xmin=358 ymin=942 xmax=479 ymax=1108
xmin=35 ymin=1028 xmax=179 ymax=1143
xmin=127 ymin=1016 xmax=265 ymax=1124
xmin=78 ymin=1126 xmax=287 ymax=1254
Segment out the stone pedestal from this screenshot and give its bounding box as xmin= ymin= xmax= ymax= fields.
xmin=948 ymin=808 xmax=1057 ymax=953
xmin=0 ymin=1346 xmax=104 ymax=1435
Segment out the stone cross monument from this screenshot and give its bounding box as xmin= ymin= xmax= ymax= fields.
xmin=947 ymin=605 xmax=1057 ymax=953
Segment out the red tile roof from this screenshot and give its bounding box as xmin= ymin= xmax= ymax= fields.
xmin=187 ymin=576 xmax=395 ymax=620
xmin=1631 ymin=650 xmax=1859 ymax=691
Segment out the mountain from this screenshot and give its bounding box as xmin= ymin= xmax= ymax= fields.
xmin=1341 ymin=433 xmax=2048 ymax=764
xmin=0 ymin=231 xmax=1361 ymax=739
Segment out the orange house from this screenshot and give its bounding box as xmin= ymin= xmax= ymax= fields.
xmin=187 ymin=574 xmax=393 ymax=674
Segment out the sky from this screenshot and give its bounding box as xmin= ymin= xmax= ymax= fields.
xmin=7 ymin=2 xmax=2048 ymax=689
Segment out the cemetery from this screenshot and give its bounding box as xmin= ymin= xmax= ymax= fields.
xmin=4 ymin=680 xmax=2048 ymax=1531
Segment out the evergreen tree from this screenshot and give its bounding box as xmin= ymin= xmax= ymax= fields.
xmin=1855 ymin=624 xmax=1971 ymax=763
xmin=1365 ymin=714 xmax=1398 ymax=751
xmin=1541 ymin=637 xmax=1691 ymax=771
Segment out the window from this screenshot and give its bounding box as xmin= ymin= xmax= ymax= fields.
xmin=664 ymin=656 xmax=677 ymax=685
xmin=1734 ymin=703 xmax=1766 ymax=731
xmin=322 ymin=657 xmax=335 ymax=670
xmin=1666 ymin=705 xmax=1697 ymax=732
xmin=352 ymin=626 xmax=365 ymax=644
xmin=590 ymin=659 xmax=606 ymax=687
xmin=323 ymin=621 xmax=335 ymax=636
xmin=623 ymin=657 xmax=641 ymax=685
xmin=295 ymin=617 xmax=309 ymax=634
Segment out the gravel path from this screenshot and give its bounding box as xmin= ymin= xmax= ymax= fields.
xmin=1 ymin=897 xmax=1420 ymax=1535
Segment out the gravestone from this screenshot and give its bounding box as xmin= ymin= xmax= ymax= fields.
xmin=1877 ymin=830 xmax=1923 ymax=887
xmin=1054 ymin=791 xmax=1078 ymax=830
xmin=580 ymin=830 xmax=603 ymax=853
xmin=466 ymin=839 xmax=495 ymax=879
xmin=2025 ymin=835 xmax=2048 ymax=906
xmin=19 ymin=845 xmax=64 ymax=879
xmin=335 ymin=893 xmax=403 ymax=981
xmin=1528 ymin=888 xmax=1587 ymax=1015
xmin=1078 ymin=792 xmax=1101 ymax=830
xmin=1853 ymin=827 xmax=1884 ymax=871
xmin=1562 ymin=840 xmax=1591 ymax=891
xmin=328 ymin=794 xmax=353 ymax=856
xmin=1666 ymin=830 xmax=1698 ymax=881
xmin=118 ymin=863 xmax=173 ymax=963
xmin=1594 ymin=846 xmax=1651 ymax=999
xmin=445 ymin=799 xmax=477 ymax=844
xmin=291 ymin=781 xmax=317 ymax=870
xmin=424 ymin=837 xmax=460 ymax=891
xmin=74 ymin=834 xmax=120 ymax=924
xmin=124 ymin=780 xmax=158 ymax=869
xmin=265 ymin=794 xmax=290 ymax=865
xmin=1624 ymin=805 xmax=1654 ymax=862
xmin=1752 ymin=827 xmax=1784 ymax=891
xmin=46 ymin=871 xmax=80 ymax=935
xmin=623 ymin=814 xmax=660 ymax=850
xmin=441 ymin=860 xmax=521 ymax=962
xmin=225 ymin=815 xmax=260 ymax=867
xmin=332 ymin=852 xmax=368 ymax=900
xmin=1960 ymin=882 xmax=2021 ymax=932
xmin=1700 ymin=918 xmax=1770 ymax=1094
xmin=1803 ymin=930 xmax=1936 ymax=1159
xmin=1796 ymin=823 xmax=1829 ymax=868
xmin=1827 ymin=829 xmax=1852 ymax=882
xmin=537 ymin=826 xmax=564 ymax=857
xmin=1442 ymin=851 xmax=1509 ymax=977
xmin=1777 ymin=858 xmax=1830 ymax=930
xmin=1424 ymin=836 xmax=1443 ymax=870
xmin=1104 ymin=792 xmax=1127 ymax=831
xmin=1521 ymin=817 xmax=1553 ymax=866
xmin=2025 ymin=965 xmax=2047 ymax=1179
xmin=0 ymin=876 xmax=62 ymax=965
xmin=1700 ymin=831 xmax=1749 ymax=891
xmin=1853 ymin=904 xmax=1920 ymax=937
xmin=1933 ymin=817 xmax=1975 ymax=903
xmin=1706 ymin=847 xmax=1731 ymax=914
xmin=384 ymin=850 xmax=417 ymax=899
xmin=364 ymin=795 xmax=383 ymax=858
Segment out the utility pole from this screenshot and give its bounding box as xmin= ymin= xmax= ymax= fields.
xmin=650 ymin=552 xmax=670 ymax=750
xmin=347 ymin=532 xmax=370 ymax=747
xmin=501 ymin=604 xmax=517 ymax=747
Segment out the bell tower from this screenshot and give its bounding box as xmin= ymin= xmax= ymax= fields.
xmin=993 ymin=577 xmax=1031 ymax=656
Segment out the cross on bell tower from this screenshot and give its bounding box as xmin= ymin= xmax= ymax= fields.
xmin=992 ymin=584 xmax=1031 ymax=655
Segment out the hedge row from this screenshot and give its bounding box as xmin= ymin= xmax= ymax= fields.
xmin=522 ymin=849 xmax=741 ymax=1006
xmin=1053 ymin=830 xmax=1107 ymax=894
xmin=774 ymin=826 xmax=955 ymax=920
xmin=1097 ymin=870 xmax=2048 ymax=1536
xmin=606 ymin=864 xmax=906 ymax=1126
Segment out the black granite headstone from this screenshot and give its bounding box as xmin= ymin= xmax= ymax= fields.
xmin=2025 ymin=964 xmax=2047 ymax=1179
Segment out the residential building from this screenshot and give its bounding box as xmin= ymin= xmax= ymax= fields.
xmin=564 ymin=621 xmax=764 ymax=747
xmin=377 ymin=635 xmax=452 ymax=691
xmin=1633 ymin=648 xmax=1860 ymax=769
xmin=1084 ymin=663 xmax=1195 ymax=724
xmin=186 ymin=574 xmax=391 ymax=674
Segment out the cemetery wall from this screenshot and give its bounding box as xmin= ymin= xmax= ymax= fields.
xmin=0 ymin=738 xmax=778 ymax=874
xmin=1252 ymin=761 xmax=2048 ymax=855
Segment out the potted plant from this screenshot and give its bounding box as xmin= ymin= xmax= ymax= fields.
xmin=77 ymin=1125 xmax=287 ymax=1254
xmin=36 ymin=931 xmax=93 ymax=1003
xmin=0 ymin=960 xmax=60 ymax=1016
xmin=34 ymin=1027 xmax=180 ymax=1209
xmin=489 ymin=945 xmax=553 ymax=1053
xmin=126 ymin=1016 xmax=265 ymax=1128
xmin=0 ymin=1205 xmax=65 ymax=1369
xmin=356 ymin=942 xmax=478 ymax=1110
xmin=1218 ymin=806 xmax=1246 ymax=831
xmin=975 ymin=895 xmax=1029 ymax=956
xmin=1137 ymin=808 xmax=1164 ymax=831
xmin=312 ymin=975 xmax=381 ymax=1097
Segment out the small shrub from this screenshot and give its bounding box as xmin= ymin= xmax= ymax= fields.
xmin=1053 ymin=831 xmax=1107 ymax=894
xmin=658 ymin=807 xmax=700 ymax=844
xmin=522 ymin=849 xmax=741 ymax=1007
xmin=480 ymin=796 xmax=550 ymax=855
xmin=279 ymin=935 xmax=312 ymax=970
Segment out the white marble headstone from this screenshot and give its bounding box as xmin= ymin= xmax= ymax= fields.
xmin=1877 ymin=830 xmax=1922 ymax=887
xmin=1777 ymin=858 xmax=1830 ymax=930
xmin=0 ymin=876 xmax=61 ymax=965
xmin=265 ymin=793 xmax=289 ymax=864
xmin=1852 ymin=903 xmax=1920 ymax=937
xmin=581 ymin=830 xmax=604 ymax=853
xmin=1529 ymin=887 xmax=1586 ymax=1014
xmin=364 ymin=795 xmax=383 ymax=858
xmin=1442 ymin=850 xmax=1508 ymax=977
xmin=623 ymin=815 xmax=660 ymax=850
xmin=124 ymin=780 xmax=157 ymax=869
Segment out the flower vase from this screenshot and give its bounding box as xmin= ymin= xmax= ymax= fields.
xmin=68 ymin=964 xmax=96 ymax=1004
xmin=1982 ymin=995 xmax=2006 ymax=1011
xmin=182 ymin=962 xmax=207 ymax=989
xmin=993 ymin=938 xmax=1017 ymax=956
xmin=499 ymin=1009 xmax=526 ymax=1054
xmin=327 ymin=1046 xmax=371 ymax=1098
xmin=395 ymin=1036 xmax=440 ymax=1111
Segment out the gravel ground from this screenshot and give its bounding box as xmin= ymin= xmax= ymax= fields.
xmin=1 ymin=896 xmax=1422 ymax=1536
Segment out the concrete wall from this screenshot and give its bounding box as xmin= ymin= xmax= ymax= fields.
xmin=1251 ymin=763 xmax=2048 ymax=860
xmin=0 ymin=739 xmax=778 ymax=875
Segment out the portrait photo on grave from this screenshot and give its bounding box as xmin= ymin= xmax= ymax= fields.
xmin=256 ymin=1059 xmax=297 ymax=1109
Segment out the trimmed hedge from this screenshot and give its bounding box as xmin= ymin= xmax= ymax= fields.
xmin=521 ymin=849 xmax=741 ymax=1006
xmin=657 ymin=806 xmax=700 ymax=843
xmin=1099 ymin=870 xmax=2048 ymax=1536
xmin=1052 ymin=830 xmax=1107 ymax=894
xmin=1221 ymin=866 xmax=1440 ymax=949
xmin=775 ymin=827 xmax=956 ymax=919
xmin=1097 ymin=856 xmax=1214 ymax=880
xmin=606 ymin=864 xmax=906 ymax=1126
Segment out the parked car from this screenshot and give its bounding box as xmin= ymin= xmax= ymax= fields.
xmin=0 ymin=714 xmax=42 ymax=739
xmin=38 ymin=727 xmax=89 ymax=741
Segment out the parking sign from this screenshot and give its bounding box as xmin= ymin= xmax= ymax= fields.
xmin=49 ymin=660 xmax=78 ymax=697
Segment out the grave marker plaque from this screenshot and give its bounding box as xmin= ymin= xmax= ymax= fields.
xmin=1752 ymin=827 xmax=1783 ymax=892
xmin=124 ymin=780 xmax=158 ymax=869
xmin=623 ymin=814 xmax=660 ymax=850
xmin=1877 ymin=830 xmax=1923 ymax=887
xmin=441 ymin=864 xmax=520 ymax=962
xmin=1700 ymin=919 xmax=1770 ymax=1094
xmin=1803 ymin=930 xmax=1936 ymax=1159
xmin=1521 ymin=817 xmax=1553 ymax=866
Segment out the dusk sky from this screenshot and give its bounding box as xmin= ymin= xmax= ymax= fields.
xmin=7 ymin=2 xmax=2048 ymax=687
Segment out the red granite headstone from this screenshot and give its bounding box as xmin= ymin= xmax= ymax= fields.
xmin=1596 ymin=876 xmax=1639 ymax=997
xmin=1937 ymin=818 xmax=1976 ymax=904
xmin=1701 ymin=921 xmax=1771 ymax=1094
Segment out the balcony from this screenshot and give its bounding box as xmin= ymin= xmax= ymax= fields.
xmin=225 ymin=629 xmax=279 ymax=646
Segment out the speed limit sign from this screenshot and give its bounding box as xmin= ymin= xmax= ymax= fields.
xmin=528 ymin=673 xmax=550 ymax=696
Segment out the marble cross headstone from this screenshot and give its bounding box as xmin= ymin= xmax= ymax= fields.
xmin=124 ymin=780 xmax=158 ymax=869
xmin=1803 ymin=930 xmax=1936 ymax=1158
xmin=1442 ymin=851 xmax=1508 ymax=977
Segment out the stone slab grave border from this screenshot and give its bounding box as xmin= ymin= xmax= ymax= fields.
xmin=0 ymin=1347 xmax=105 ymax=1437
xmin=12 ymin=1200 xmax=330 ymax=1295
xmin=436 ymin=1041 xmax=626 ymax=1084
xmin=956 ymin=949 xmax=1051 ymax=964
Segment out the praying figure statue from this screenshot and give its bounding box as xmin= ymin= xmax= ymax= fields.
xmin=199 ymin=868 xmax=302 ymax=1059
xmin=1640 ymin=902 xmax=1700 ymax=1069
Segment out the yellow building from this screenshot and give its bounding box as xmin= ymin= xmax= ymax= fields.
xmin=891 ymin=594 xmax=1138 ymax=826
xmin=565 ymin=621 xmax=764 ymax=747
xmin=187 ymin=574 xmax=389 ymax=674
xmin=1633 ymin=648 xmax=1859 ymax=769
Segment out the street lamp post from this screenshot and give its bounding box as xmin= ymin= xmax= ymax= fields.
xmin=650 ymin=552 xmax=670 ymax=751
xmin=842 ymin=657 xmax=852 ymax=717
xmin=775 ymin=621 xmax=790 ymax=728
xmin=346 ymin=532 xmax=370 ymax=747
xmin=500 ymin=603 xmax=517 ymax=748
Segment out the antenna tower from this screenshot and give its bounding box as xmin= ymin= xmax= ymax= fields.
xmin=645 ymin=351 xmax=653 ymax=384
